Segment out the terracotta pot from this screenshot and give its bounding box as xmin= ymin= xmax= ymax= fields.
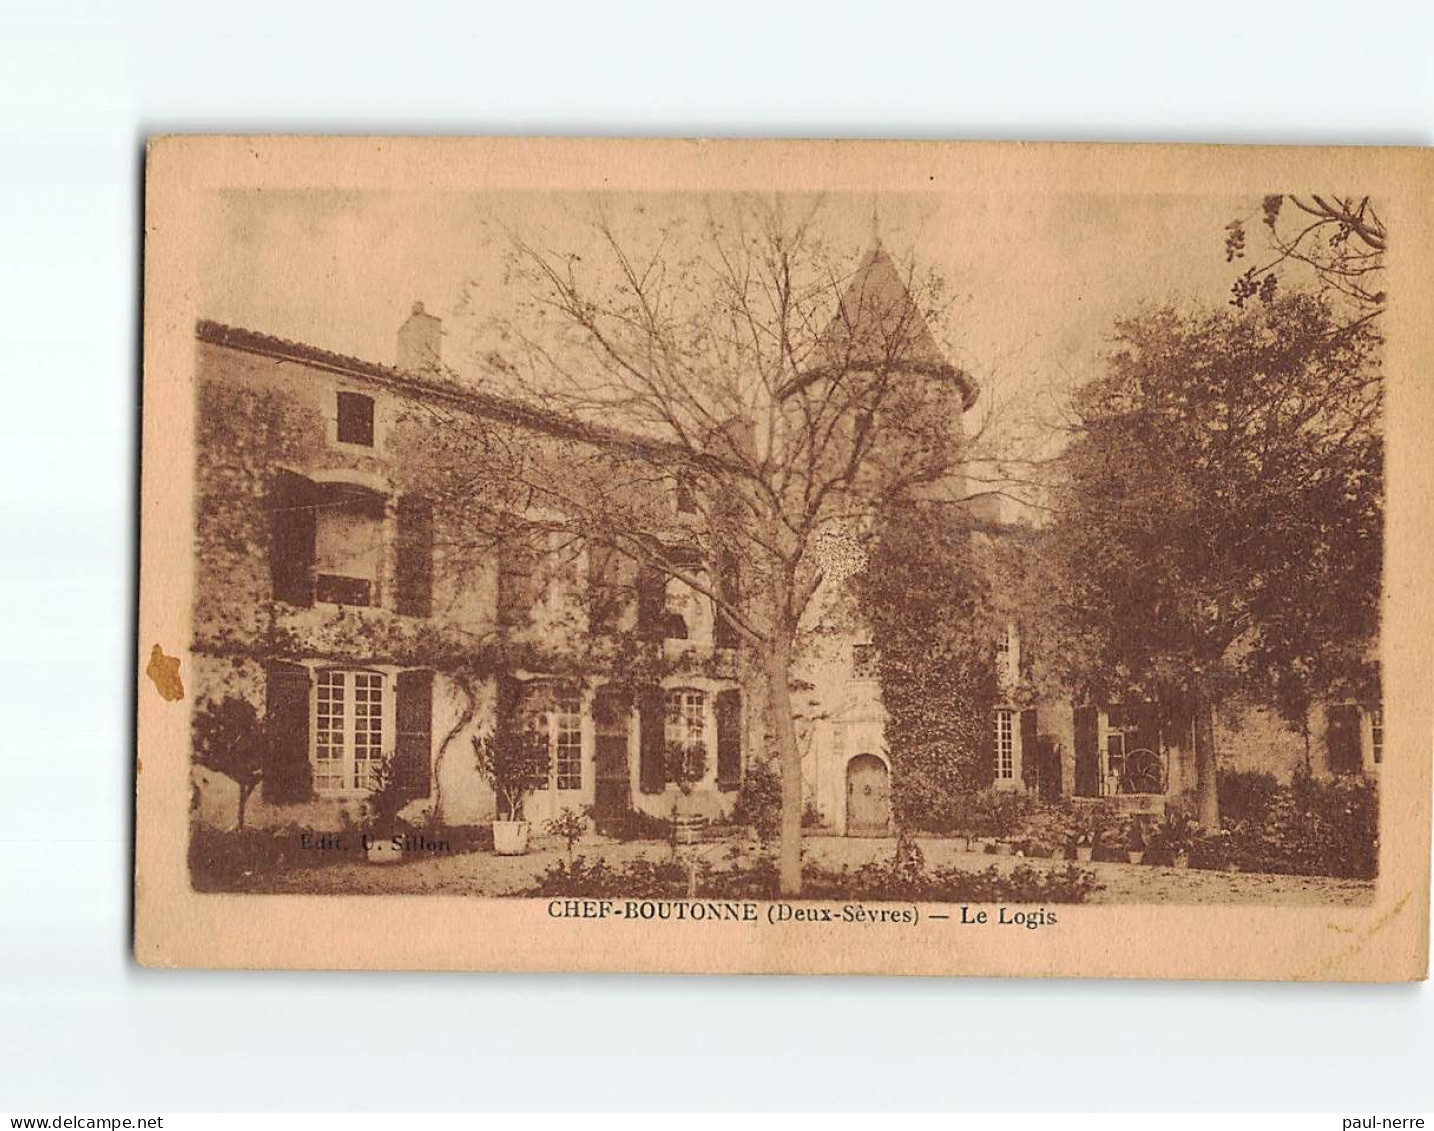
xmin=1127 ymin=850 xmax=1145 ymax=866
xmin=493 ymin=820 xmax=531 ymax=856
xmin=1074 ymin=845 xmax=1095 ymax=862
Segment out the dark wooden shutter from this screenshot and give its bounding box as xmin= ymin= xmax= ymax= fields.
xmin=394 ymin=669 xmax=434 ymax=798
xmin=269 ymin=470 xmax=316 ymax=607
xmin=263 ymin=661 xmax=313 ymax=803
xmin=497 ymin=527 xmax=540 ymax=631
xmin=713 ymin=555 xmax=741 ymax=649
xmin=715 ymin=688 xmax=742 ymax=791
xmin=395 ymin=495 xmax=434 ymax=617
xmin=587 ymin=539 xmax=622 ymax=635
xmin=1073 ymin=704 xmax=1099 ymax=797
xmin=1020 ymin=708 xmax=1038 ymax=788
xmin=638 ymin=685 xmax=666 ymax=794
xmin=636 ymin=563 xmax=665 ymax=640
xmin=1326 ymin=703 xmax=1362 ymax=774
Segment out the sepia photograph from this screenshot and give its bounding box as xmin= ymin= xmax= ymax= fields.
xmin=134 ymin=137 xmax=1430 ymax=978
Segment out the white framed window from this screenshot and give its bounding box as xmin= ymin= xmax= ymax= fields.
xmin=525 ymin=684 xmax=584 ymax=792
xmin=665 ymin=688 xmax=706 ymax=747
xmin=1370 ymin=705 xmax=1384 ymax=765
xmin=994 ymin=708 xmax=1015 ymax=781
xmin=313 ymin=669 xmax=386 ymax=794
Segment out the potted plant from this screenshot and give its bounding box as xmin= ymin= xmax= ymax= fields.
xmin=1069 ymin=806 xmax=1098 ymax=861
xmin=1151 ymin=811 xmax=1202 ymax=868
xmin=665 ymin=739 xmax=709 ymax=844
xmin=361 ymin=753 xmax=409 ymax=864
xmin=1124 ymin=816 xmax=1148 ymax=866
xmin=472 ymin=723 xmax=550 ymax=856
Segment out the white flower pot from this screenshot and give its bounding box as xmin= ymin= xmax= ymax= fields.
xmin=493 ymin=820 xmax=531 ymax=856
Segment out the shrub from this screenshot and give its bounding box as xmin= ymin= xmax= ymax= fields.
xmin=545 ymin=807 xmax=588 ymax=857
xmin=1218 ymin=769 xmax=1282 ymax=825
xmin=521 ymin=851 xmax=1101 ymax=903
xmin=971 ymin=789 xmax=1035 ymax=840
xmin=1015 ymin=804 xmax=1075 ymax=857
xmin=593 ymin=808 xmax=673 ymax=843
xmin=731 ymin=760 xmax=781 ymax=841
xmin=1220 ymin=771 xmax=1377 ymax=879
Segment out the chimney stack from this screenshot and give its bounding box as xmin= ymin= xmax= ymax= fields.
xmin=397 ymin=301 xmax=442 ymax=374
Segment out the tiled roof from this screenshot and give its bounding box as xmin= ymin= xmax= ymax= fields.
xmin=195 ymin=319 xmax=671 ymax=457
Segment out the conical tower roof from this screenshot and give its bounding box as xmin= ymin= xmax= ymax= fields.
xmin=797 ymin=243 xmax=978 ymax=409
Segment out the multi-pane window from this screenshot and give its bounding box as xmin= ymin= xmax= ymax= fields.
xmin=552 ymin=691 xmax=583 ymax=791
xmin=1371 ymin=705 xmax=1384 ymax=765
xmin=666 ymin=688 xmax=706 ymax=748
xmin=336 ymin=391 xmax=375 ymax=446
xmin=994 ymin=708 xmax=1015 ymax=781
xmin=526 ymin=685 xmax=584 ymax=792
xmin=313 ymin=669 xmax=385 ymax=794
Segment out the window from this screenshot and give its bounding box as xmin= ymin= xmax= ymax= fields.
xmin=851 ymin=643 xmax=878 ymax=681
xmin=313 ymin=669 xmax=385 ymax=794
xmin=1370 ymin=705 xmax=1383 ymax=765
xmin=337 ymin=391 xmax=375 ymax=446
xmin=314 ymin=484 xmax=384 ymax=607
xmin=525 ymin=685 xmax=584 ymax=792
xmin=666 ymin=688 xmax=706 ymax=748
xmin=994 ymin=708 xmax=1015 ymax=780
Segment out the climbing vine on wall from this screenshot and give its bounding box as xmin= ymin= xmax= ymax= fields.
xmin=855 ymin=500 xmax=1004 ymax=828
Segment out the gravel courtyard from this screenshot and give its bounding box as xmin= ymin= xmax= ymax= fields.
xmin=226 ymin=834 xmax=1376 ymax=905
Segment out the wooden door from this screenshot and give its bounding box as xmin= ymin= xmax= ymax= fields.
xmin=846 ymin=754 xmax=890 ymax=837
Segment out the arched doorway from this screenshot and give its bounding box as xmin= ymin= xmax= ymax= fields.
xmin=845 ymin=754 xmax=890 ymax=837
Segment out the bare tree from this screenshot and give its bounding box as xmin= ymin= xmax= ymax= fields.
xmin=439 ymin=197 xmax=981 ymax=894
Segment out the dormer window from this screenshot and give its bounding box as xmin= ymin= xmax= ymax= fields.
xmin=337 ymin=391 xmax=375 ymax=447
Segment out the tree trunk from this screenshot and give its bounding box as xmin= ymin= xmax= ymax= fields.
xmin=1191 ymin=678 xmax=1220 ymax=829
xmin=765 ymin=635 xmax=804 ymax=896
xmin=236 ymin=783 xmax=253 ymax=832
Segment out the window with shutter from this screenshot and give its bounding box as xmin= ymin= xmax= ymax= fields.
xmin=637 ymin=686 xmax=666 ymax=793
xmin=396 ymin=496 xmax=434 ymax=617
xmin=497 ymin=528 xmax=541 ymax=631
xmin=263 ymin=661 xmax=313 ymax=802
xmin=336 ymin=391 xmax=375 ymax=446
xmin=394 ymin=669 xmax=434 ymax=798
xmin=269 ymin=470 xmax=317 ymax=607
xmin=713 ymin=555 xmax=741 ymax=649
xmin=1326 ymin=703 xmax=1362 ymax=774
xmin=313 ymin=483 xmax=385 ymax=608
xmin=715 ymin=688 xmax=742 ymax=790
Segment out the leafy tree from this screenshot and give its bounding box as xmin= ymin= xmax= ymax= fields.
xmin=1040 ymin=291 xmax=1382 ymax=825
xmin=192 ymin=696 xmax=267 ymax=830
xmin=444 ymin=198 xmax=978 ymax=894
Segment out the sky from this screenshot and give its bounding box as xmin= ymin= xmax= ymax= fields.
xmin=199 ymin=187 xmax=1263 ymax=455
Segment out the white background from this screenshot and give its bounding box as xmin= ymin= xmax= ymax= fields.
xmin=1 ymin=0 xmax=1431 ymax=1113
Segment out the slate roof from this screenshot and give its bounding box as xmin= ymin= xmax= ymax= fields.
xmin=796 ymin=245 xmax=978 ymax=410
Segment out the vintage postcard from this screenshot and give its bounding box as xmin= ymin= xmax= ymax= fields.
xmin=137 ymin=137 xmax=1431 ymax=978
